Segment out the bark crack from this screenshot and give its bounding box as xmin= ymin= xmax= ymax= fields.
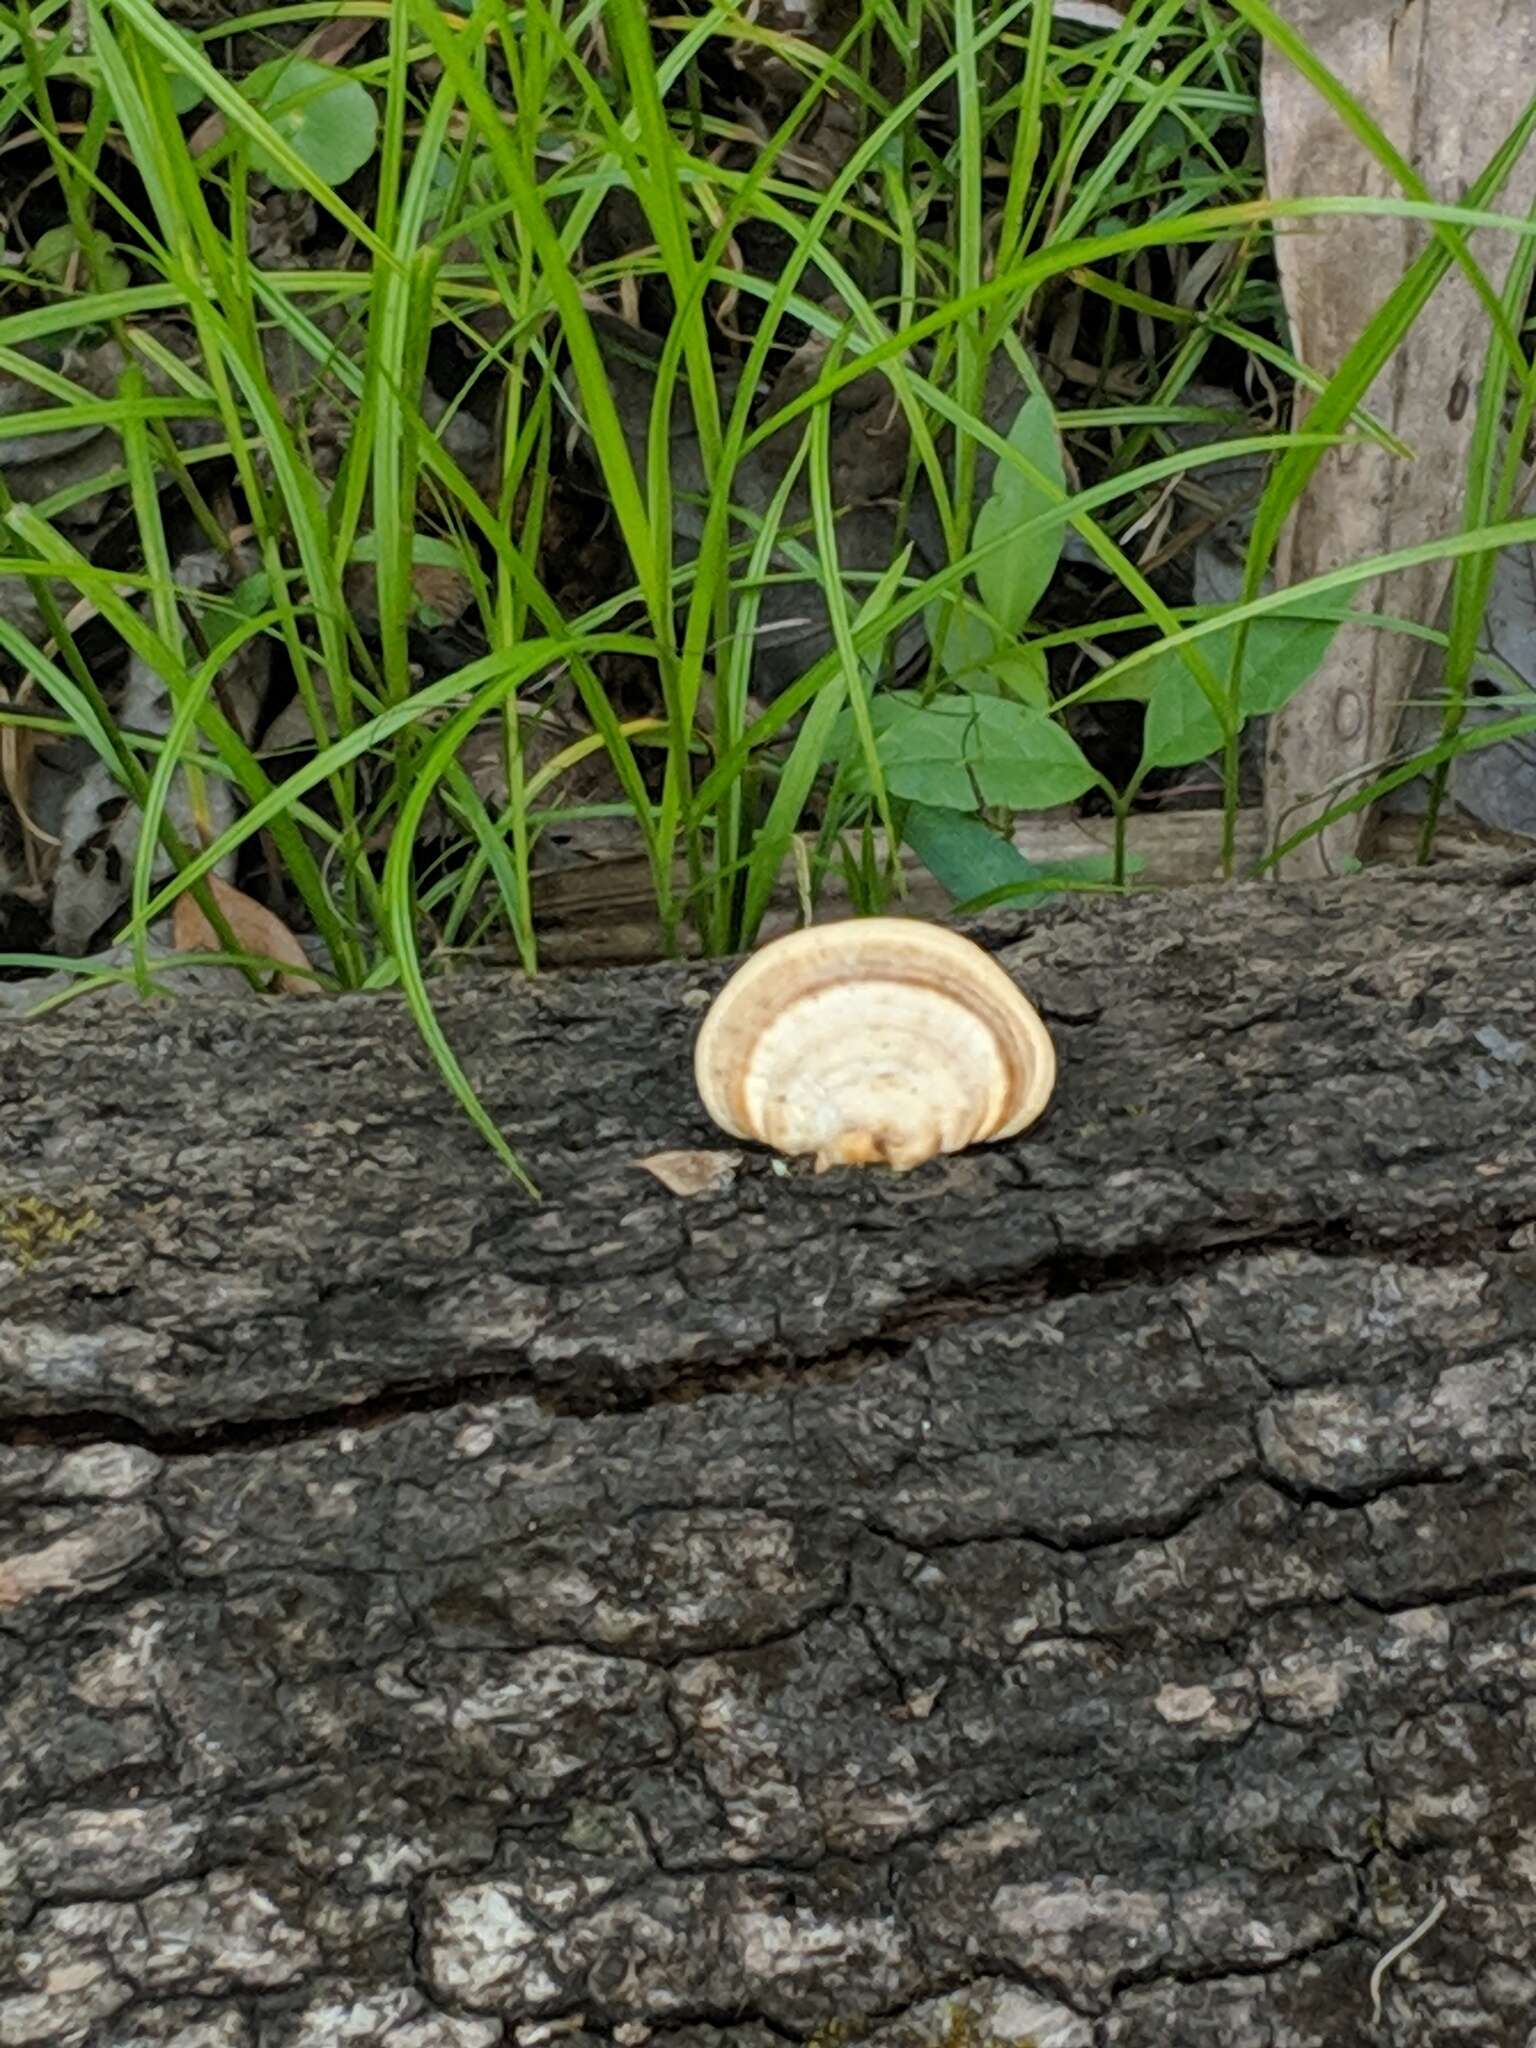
xmin=5 ymin=1213 xmax=1530 ymax=1459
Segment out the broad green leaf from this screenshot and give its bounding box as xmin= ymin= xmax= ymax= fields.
xmin=902 ymin=803 xmax=1131 ymax=911
xmin=348 ymin=532 xmax=465 ymax=572
xmin=969 ymin=696 xmax=1100 ymax=809
xmin=972 ymin=393 xmax=1067 ymax=635
xmin=1239 ymin=612 xmax=1341 ymax=715
xmin=878 ymin=704 xmax=970 ymax=764
xmin=29 ymin=226 xmax=130 ymax=294
xmin=231 ymin=572 xmax=272 ymax=616
xmin=885 ymin=759 xmax=977 ymax=809
xmin=1141 ymin=666 xmax=1223 ymax=770
xmin=925 ymin=595 xmax=1050 ymax=707
xmin=829 ymin=689 xmax=909 ymax=766
xmin=101 ymin=26 xmax=204 ymax=116
xmin=925 ymin=593 xmax=998 ymax=681
xmin=900 ymin=802 xmax=1053 ymax=902
xmin=878 ymin=699 xmax=975 ymax=808
xmin=987 ymin=649 xmax=1051 ymax=709
xmin=1139 ymin=611 xmax=1343 ymax=771
xmin=1076 ymin=659 xmax=1163 ymax=708
xmin=849 ymin=691 xmax=1097 ymax=813
xmin=167 ymin=70 xmax=205 ymax=115
xmin=952 ymin=854 xmax=1131 ymax=913
xmin=1144 ymin=112 xmax=1185 ymax=174
xmin=241 ymin=59 xmax=378 ymax=190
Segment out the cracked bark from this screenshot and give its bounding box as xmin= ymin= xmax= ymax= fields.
xmin=4 ymin=867 xmax=1536 ymax=2047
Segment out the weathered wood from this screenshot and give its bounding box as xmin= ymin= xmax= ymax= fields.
xmin=6 ymin=868 xmax=1536 ymax=2046
xmin=532 ymin=808 xmax=1523 ymax=965
xmin=1261 ymin=0 xmax=1536 ymax=877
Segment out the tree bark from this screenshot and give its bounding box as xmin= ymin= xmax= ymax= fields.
xmin=5 ymin=867 xmax=1536 ymax=2046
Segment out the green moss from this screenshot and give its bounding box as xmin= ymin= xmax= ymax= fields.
xmin=0 ymin=1193 xmax=101 ymax=1271
xmin=935 ymin=2003 xmax=1037 ymax=2048
xmin=807 ymin=2024 xmax=860 ymax=2048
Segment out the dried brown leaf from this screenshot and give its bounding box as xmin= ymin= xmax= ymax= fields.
xmin=171 ymin=873 xmax=318 ymax=994
xmin=342 ymin=557 xmax=473 ymax=632
xmin=188 ymin=15 xmax=374 ymax=156
xmin=0 ymin=715 xmax=52 ymax=849
xmin=634 ymin=1149 xmax=742 ymax=1198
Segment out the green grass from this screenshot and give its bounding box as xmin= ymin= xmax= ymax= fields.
xmin=0 ymin=0 xmax=1532 ymax=1189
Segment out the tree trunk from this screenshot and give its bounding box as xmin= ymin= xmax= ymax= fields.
xmin=5 ymin=867 xmax=1536 ymax=2046
xmin=1260 ymin=0 xmax=1536 ymax=875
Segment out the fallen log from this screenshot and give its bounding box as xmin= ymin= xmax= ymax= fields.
xmin=4 ymin=866 xmax=1536 ymax=2047
xmin=528 ymin=811 xmax=1526 ymax=967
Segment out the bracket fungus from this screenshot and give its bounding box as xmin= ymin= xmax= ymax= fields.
xmin=693 ymin=917 xmax=1056 ymax=1172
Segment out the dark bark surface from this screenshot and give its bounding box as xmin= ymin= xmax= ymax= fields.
xmin=5 ymin=867 xmax=1536 ymax=2046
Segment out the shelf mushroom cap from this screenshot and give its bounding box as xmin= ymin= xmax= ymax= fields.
xmin=693 ymin=917 xmax=1056 ymax=1172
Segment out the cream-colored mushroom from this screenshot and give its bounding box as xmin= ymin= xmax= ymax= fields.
xmin=693 ymin=918 xmax=1056 ymax=1172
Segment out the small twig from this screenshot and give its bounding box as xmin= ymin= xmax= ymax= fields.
xmin=1369 ymin=1893 xmax=1448 ymax=2025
